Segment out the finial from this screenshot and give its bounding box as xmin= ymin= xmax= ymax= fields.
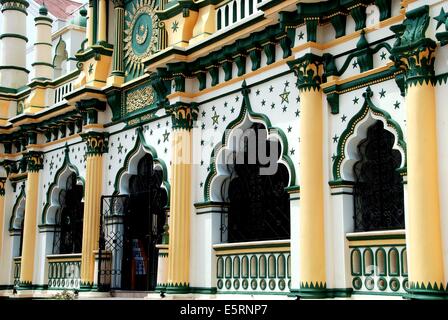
xmin=39 ymin=1 xmax=48 ymax=16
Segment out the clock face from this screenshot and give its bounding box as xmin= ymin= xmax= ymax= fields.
xmin=124 ymin=0 xmax=160 ymax=79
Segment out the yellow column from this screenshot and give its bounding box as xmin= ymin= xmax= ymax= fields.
xmin=165 ymin=103 xmax=198 ymax=293
xmin=98 ymin=0 xmax=107 ymax=43
xmin=288 ymin=54 xmax=327 ymax=298
xmin=80 ymin=132 xmax=106 ymax=289
xmin=19 ymin=152 xmax=43 ymax=288
xmin=390 ymin=6 xmax=446 ymax=299
xmin=0 ymin=178 xmax=6 ymax=258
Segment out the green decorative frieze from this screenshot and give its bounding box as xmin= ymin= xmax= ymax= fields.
xmin=26 ymin=151 xmax=44 ymax=172
xmin=390 ymin=5 xmax=436 ymax=88
xmin=81 ymin=132 xmax=108 ymax=156
xmin=165 ymin=102 xmax=199 ymax=130
xmin=287 ymin=53 xmax=323 ymax=92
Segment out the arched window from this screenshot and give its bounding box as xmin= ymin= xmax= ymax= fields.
xmin=225 ymin=5 xmax=229 ymax=27
xmin=217 ymin=9 xmax=222 ymax=30
xmin=240 ymin=0 xmax=245 ymax=19
xmin=353 ymin=121 xmax=405 ymax=232
xmin=53 ymin=172 xmax=84 ymax=254
xmin=225 ymin=123 xmax=290 ymax=243
xmin=249 ymin=0 xmax=254 ymax=15
xmin=53 ymin=38 xmax=68 ymax=79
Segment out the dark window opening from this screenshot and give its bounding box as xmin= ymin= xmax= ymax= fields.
xmin=53 ymin=172 xmax=84 ymax=254
xmin=224 ymin=123 xmax=290 ymax=243
xmin=353 ymin=121 xmax=405 ymax=232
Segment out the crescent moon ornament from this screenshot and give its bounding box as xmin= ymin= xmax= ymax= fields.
xmin=136 ymin=24 xmax=148 ymax=45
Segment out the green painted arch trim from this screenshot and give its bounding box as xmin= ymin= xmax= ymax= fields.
xmin=203 ymin=82 xmax=296 ymax=201
xmin=0 ymin=33 xmax=28 ymax=42
xmin=9 ymin=185 xmax=26 ymax=231
xmin=332 ymin=87 xmax=407 ymax=181
xmin=268 ymin=254 xmax=276 ymax=279
xmin=388 ymin=247 xmax=400 ymax=276
xmin=41 ymin=148 xmax=84 ymax=226
xmin=375 ymin=247 xmax=387 ymax=276
xmin=363 ymin=247 xmax=374 ymax=276
xmin=350 ymin=248 xmax=362 ymax=276
xmin=401 ymin=248 xmax=408 ymax=276
xmin=112 ymin=127 xmax=170 ymax=201
xmin=34 ymin=17 xmax=53 ymax=24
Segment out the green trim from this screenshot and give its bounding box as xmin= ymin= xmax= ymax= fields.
xmin=203 ymin=81 xmax=296 ymax=201
xmin=332 ymin=87 xmax=406 ymax=181
xmin=375 ymin=247 xmax=387 ymax=276
xmin=350 ymin=249 xmax=362 ymax=276
xmin=41 ymin=145 xmax=84 ymax=225
xmin=0 ymin=66 xmax=30 ymax=73
xmin=401 ymin=248 xmax=408 ymax=276
xmin=0 ymin=33 xmax=28 ymax=42
xmin=363 ymin=248 xmax=374 ymax=276
xmin=31 ymin=62 xmax=55 ymax=68
xmin=388 ymin=247 xmax=400 ymax=276
xmin=346 ymin=233 xmax=405 ymax=241
xmin=112 ymin=127 xmax=170 ymax=200
xmin=9 ymin=185 xmax=26 ymax=231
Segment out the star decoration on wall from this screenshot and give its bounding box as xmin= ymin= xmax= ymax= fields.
xmin=280 ymin=88 xmax=290 ymax=104
xmin=163 ymin=130 xmax=170 ymax=142
xmin=298 ymin=31 xmax=305 ymax=40
xmin=380 ymin=52 xmax=387 ymax=60
xmin=333 ymin=135 xmax=339 ymax=143
xmin=271 ymin=103 xmax=276 ymax=109
xmin=230 ymin=107 xmax=235 ymax=113
xmin=117 ymin=143 xmax=123 ymax=154
xmin=269 ymin=86 xmax=274 ymax=93
xmin=290 ymin=148 xmax=295 ymax=155
xmin=261 ymin=99 xmax=266 ymax=106
xmin=235 ymin=96 xmax=240 ymax=102
xmin=435 ymin=8 xmax=448 ymax=30
xmin=352 ymin=60 xmax=358 ymax=69
xmin=287 ymin=126 xmax=292 ymax=133
xmin=295 ymin=110 xmax=300 ymax=117
xmin=212 ymin=111 xmax=220 ymax=125
xmin=201 ymin=111 xmax=206 ymax=117
xmin=282 ymin=106 xmax=288 ymax=112
xmin=379 ymin=89 xmax=386 ymax=98
xmin=353 ymin=97 xmax=359 ymax=104
xmin=341 ymin=114 xmax=347 ymax=122
xmin=394 ymin=101 xmax=401 ymax=109
xmin=256 ymin=89 xmax=260 ymax=96
xmin=171 ymin=21 xmax=179 ymax=32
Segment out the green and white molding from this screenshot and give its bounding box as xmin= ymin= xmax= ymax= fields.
xmin=287 ymin=53 xmax=323 ymax=92
xmin=165 ymin=101 xmax=199 ymax=130
xmin=332 ymin=86 xmax=406 ymax=181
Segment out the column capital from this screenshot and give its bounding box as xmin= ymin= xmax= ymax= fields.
xmin=81 ymin=131 xmax=108 ymax=156
xmin=26 ymin=151 xmax=44 ymax=172
xmin=390 ymin=5 xmax=436 ymax=88
xmin=287 ymin=53 xmax=324 ymax=92
xmin=112 ymin=0 xmax=124 ymax=8
xmin=166 ymin=102 xmax=199 ymax=130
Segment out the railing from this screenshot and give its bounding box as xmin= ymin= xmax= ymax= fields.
xmin=347 ymin=230 xmax=408 ymax=296
xmin=53 ymin=80 xmax=75 ymax=105
xmin=47 ymin=254 xmax=82 ymax=290
xmin=214 ymin=240 xmax=290 ymax=294
xmin=216 ymin=0 xmax=263 ymax=31
xmin=13 ymin=257 xmax=21 ymax=286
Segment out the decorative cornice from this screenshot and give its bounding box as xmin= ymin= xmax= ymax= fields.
xmin=287 ymin=53 xmax=324 ymax=92
xmin=390 ymin=5 xmax=436 ymax=88
xmin=81 ymin=131 xmax=108 ymax=156
xmin=165 ymin=102 xmax=198 ymax=130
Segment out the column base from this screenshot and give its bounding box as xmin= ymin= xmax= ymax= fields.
xmin=164 ymin=283 xmax=190 ymax=294
xmin=17 ymin=281 xmax=33 ymax=290
xmin=290 ymin=287 xmax=353 ymax=299
xmin=79 ymin=282 xmax=96 ymax=292
xmin=404 ymin=283 xmax=448 ymax=300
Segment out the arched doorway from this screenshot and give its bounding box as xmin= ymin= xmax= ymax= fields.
xmin=121 ymin=154 xmax=168 ymax=291
xmin=353 ymin=121 xmax=405 ymax=231
xmin=52 ymin=172 xmax=84 ymax=254
xmin=222 ymin=123 xmax=291 ymax=242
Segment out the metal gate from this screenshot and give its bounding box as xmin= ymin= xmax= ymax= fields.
xmin=97 ymin=193 xmax=162 ymax=292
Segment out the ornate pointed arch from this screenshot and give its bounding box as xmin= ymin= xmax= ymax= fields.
xmin=41 ymin=146 xmax=84 ymax=225
xmin=113 ymin=127 xmax=170 ymax=199
xmin=9 ymin=184 xmax=26 ymax=231
xmin=203 ymin=81 xmax=296 ymax=202
xmin=332 ymin=87 xmax=407 ymax=182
